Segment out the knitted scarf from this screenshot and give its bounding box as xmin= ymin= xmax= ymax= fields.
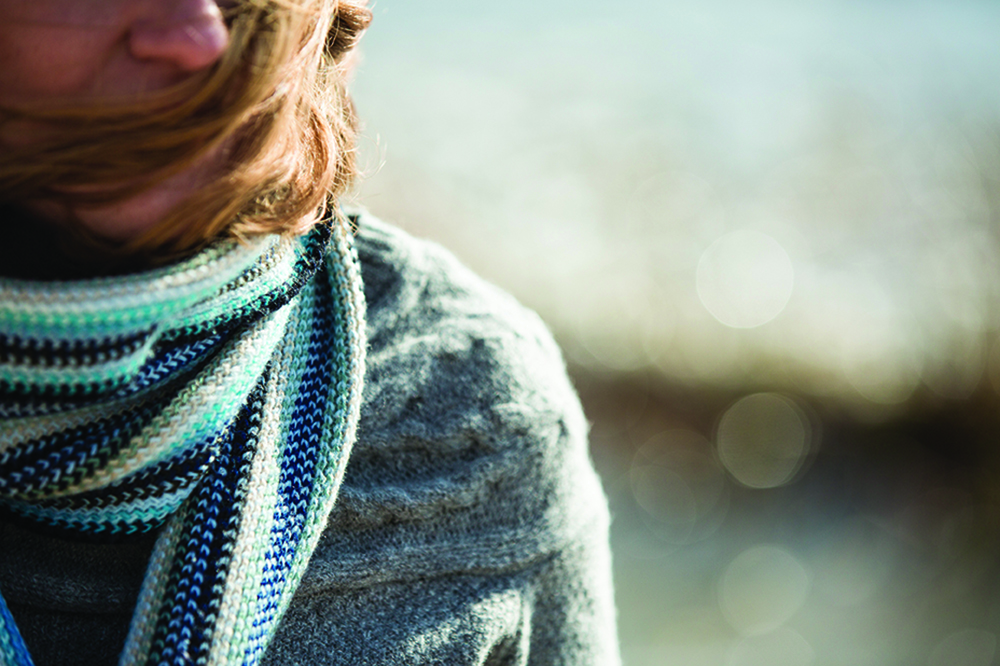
xmin=0 ymin=219 xmax=366 ymax=666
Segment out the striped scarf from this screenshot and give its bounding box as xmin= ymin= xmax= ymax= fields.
xmin=0 ymin=220 xmax=366 ymax=666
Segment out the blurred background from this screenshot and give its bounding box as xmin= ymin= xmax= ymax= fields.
xmin=349 ymin=1 xmax=1000 ymax=664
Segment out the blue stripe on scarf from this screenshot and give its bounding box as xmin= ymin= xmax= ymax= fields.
xmin=243 ymin=274 xmax=336 ymax=664
xmin=0 ymin=404 xmax=158 ymax=498
xmin=154 ymin=381 xmax=264 ymax=666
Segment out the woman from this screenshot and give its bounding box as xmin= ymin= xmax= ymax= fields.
xmin=0 ymin=1 xmax=618 ymax=665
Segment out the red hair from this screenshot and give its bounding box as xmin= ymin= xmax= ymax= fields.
xmin=0 ymin=0 xmax=372 ymax=262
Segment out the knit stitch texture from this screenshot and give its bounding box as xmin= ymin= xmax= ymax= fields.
xmin=0 ymin=220 xmax=367 ymax=666
xmin=0 ymin=212 xmax=619 ymax=665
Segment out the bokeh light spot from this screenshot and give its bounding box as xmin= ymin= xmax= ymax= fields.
xmin=812 ymin=517 xmax=894 ymax=608
xmin=696 ymin=230 xmax=794 ymax=328
xmin=716 ymin=393 xmax=812 ymax=489
xmin=928 ymin=629 xmax=996 ymax=666
xmin=719 ymin=545 xmax=811 ymax=636
xmin=630 ymin=430 xmax=728 ymax=544
xmin=631 ymin=467 xmax=698 ymax=535
xmin=728 ymin=627 xmax=815 ymax=666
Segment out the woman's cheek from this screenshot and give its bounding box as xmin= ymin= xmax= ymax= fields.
xmin=0 ymin=35 xmax=95 ymax=102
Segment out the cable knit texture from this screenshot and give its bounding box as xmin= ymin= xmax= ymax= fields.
xmin=0 ymin=212 xmax=619 ymax=666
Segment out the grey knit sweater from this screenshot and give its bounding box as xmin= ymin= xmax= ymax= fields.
xmin=0 ymin=213 xmax=620 ymax=665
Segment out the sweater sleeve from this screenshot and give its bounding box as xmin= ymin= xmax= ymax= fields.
xmin=262 ymin=214 xmax=620 ymax=665
xmin=264 ymin=529 xmax=618 ymax=666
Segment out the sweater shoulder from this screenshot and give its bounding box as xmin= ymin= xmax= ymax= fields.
xmin=354 ymin=211 xmax=577 ymax=438
xmin=355 ymin=212 xmax=556 ymax=357
xmin=301 ymin=212 xmax=607 ymax=592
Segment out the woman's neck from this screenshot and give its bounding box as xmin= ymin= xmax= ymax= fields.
xmin=0 ymin=205 xmax=147 ymax=280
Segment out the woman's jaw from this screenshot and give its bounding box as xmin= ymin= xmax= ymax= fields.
xmin=29 ymin=139 xmax=233 ymax=244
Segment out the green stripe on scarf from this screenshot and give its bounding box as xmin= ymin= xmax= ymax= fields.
xmin=0 ymin=217 xmax=366 ymax=666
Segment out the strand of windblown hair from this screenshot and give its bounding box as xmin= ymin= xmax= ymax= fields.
xmin=0 ymin=217 xmax=366 ymax=666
